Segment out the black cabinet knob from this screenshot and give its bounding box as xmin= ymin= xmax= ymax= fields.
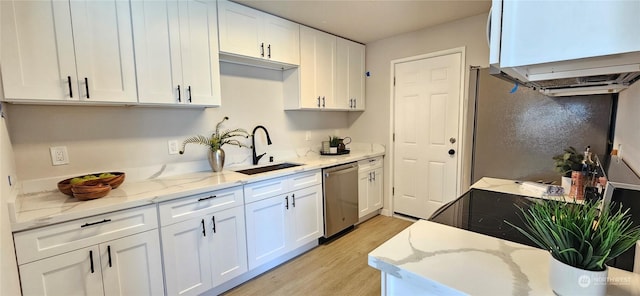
xmin=448 ymin=149 xmax=455 ymax=155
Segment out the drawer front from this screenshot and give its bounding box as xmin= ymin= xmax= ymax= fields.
xmin=358 ymin=156 xmax=383 ymax=171
xmin=158 ymin=185 xmax=243 ymax=226
xmin=244 ymin=176 xmax=288 ymax=204
xmin=289 ymin=170 xmax=321 ymax=192
xmin=14 ymin=205 xmax=158 ymax=265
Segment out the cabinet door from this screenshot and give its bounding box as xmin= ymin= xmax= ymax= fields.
xmin=178 ymin=0 xmax=221 ymax=106
xmin=245 ymin=195 xmax=288 ymax=270
xmin=208 ymin=206 xmax=248 ymax=287
xmin=358 ymin=170 xmax=371 ymax=218
xmin=161 ymin=218 xmax=212 ymax=296
xmin=336 ymin=38 xmax=365 ymax=110
xmin=131 ymin=0 xmax=183 ymax=104
xmin=263 ymin=14 xmax=300 ymax=65
xmin=217 ymin=0 xmax=262 ymax=59
xmin=289 ymin=185 xmax=324 ymax=248
xmin=1 ymin=0 xmax=77 ymax=101
xmin=70 ymin=0 xmax=137 ymax=103
xmin=300 ymin=26 xmax=336 ymax=109
xmin=370 ymin=167 xmax=384 ymax=210
xmin=101 ymin=231 xmax=165 ymax=296
xmin=19 ymin=246 xmax=104 ymax=296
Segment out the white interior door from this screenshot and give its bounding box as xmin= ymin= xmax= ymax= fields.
xmin=393 ymin=52 xmax=462 ymax=220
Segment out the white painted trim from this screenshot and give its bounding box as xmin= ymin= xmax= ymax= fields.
xmin=388 ymin=47 xmax=467 ymax=216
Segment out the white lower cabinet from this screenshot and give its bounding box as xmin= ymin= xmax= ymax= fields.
xmin=159 ymin=187 xmax=247 ymax=296
xmin=14 ymin=205 xmax=164 ymax=296
xmin=244 ymin=171 xmax=323 ymax=270
xmin=358 ymin=157 xmax=384 ymax=218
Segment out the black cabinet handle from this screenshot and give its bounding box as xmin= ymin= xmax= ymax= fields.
xmin=292 ymin=194 xmax=295 ymax=208
xmin=81 ymin=219 xmax=111 ymax=228
xmin=177 ymin=85 xmax=181 ymax=102
xmin=89 ymin=250 xmax=95 ymax=273
xmin=369 ymin=172 xmax=372 ymax=182
xmin=107 ymin=245 xmax=112 ymax=267
xmin=322 ymin=97 xmax=325 ymax=108
xmin=84 ymin=77 xmax=90 ymax=99
xmin=285 ymin=196 xmax=289 ymax=210
xmin=187 ymin=86 xmax=192 ymax=102
xmin=260 ymin=43 xmax=264 ymax=57
xmin=67 ymin=76 xmax=73 ymax=98
xmin=267 ymin=44 xmax=271 ymax=58
xmin=212 ymin=216 xmax=216 ymax=234
xmin=201 ymin=218 xmax=206 ymax=237
xmin=317 ymin=96 xmax=321 ymax=107
xmin=197 ymin=195 xmax=216 ymax=202
xmin=372 ymin=171 xmax=376 ymax=181
xmin=353 ymin=99 xmax=357 ymax=109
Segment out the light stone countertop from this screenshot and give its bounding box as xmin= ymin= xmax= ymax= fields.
xmin=11 ymin=145 xmax=384 ymax=232
xmin=368 ymin=220 xmax=640 ymax=296
xmin=471 ymin=177 xmax=583 ymax=203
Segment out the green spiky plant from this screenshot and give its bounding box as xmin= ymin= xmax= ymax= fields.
xmin=506 ymin=199 xmax=640 ymax=271
xmin=552 ymin=146 xmax=584 ymax=177
xmin=179 ymin=116 xmax=250 ymax=154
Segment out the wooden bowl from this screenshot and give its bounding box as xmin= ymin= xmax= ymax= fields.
xmin=57 ymin=172 xmax=125 ymax=197
xmin=71 ymin=184 xmax=111 ymax=201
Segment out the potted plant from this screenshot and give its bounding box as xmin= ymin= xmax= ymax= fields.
xmin=553 ymin=146 xmax=584 ymax=195
xmin=329 ymin=136 xmax=340 ymax=154
xmin=506 ymin=199 xmax=640 ymax=296
xmin=180 ymin=116 xmax=250 ymax=172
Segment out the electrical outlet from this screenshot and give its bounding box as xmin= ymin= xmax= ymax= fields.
xmin=305 ymin=131 xmax=311 ymax=141
xmin=168 ymin=140 xmax=179 ymax=155
xmin=50 ymin=146 xmax=69 ymax=166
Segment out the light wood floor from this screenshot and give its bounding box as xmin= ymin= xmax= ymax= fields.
xmin=222 ymin=215 xmax=412 ymax=296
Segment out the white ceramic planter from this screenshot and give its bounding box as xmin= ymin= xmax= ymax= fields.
xmin=561 ymin=176 xmax=572 ymax=196
xmin=549 ymin=255 xmax=608 ymax=296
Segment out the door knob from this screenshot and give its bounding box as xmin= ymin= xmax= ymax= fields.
xmin=448 ymin=149 xmax=456 ymax=155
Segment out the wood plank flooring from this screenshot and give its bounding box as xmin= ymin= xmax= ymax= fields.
xmin=222 ymin=215 xmax=412 ymax=296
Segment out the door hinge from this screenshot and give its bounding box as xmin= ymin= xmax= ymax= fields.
xmin=392 ymin=133 xmax=395 ymax=142
xmin=393 ymin=77 xmax=396 ymax=86
xmin=392 ymin=187 xmax=395 ymax=195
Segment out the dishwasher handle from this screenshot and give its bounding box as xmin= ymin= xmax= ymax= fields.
xmin=324 ymin=165 xmax=358 ymax=177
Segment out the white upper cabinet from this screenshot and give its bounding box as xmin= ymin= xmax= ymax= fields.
xmin=297 ymin=26 xmax=336 ymax=109
xmin=285 ymin=26 xmax=365 ymax=111
xmin=336 ymin=38 xmax=365 ymax=111
xmin=218 ymin=0 xmax=300 ymax=67
xmin=1 ymin=0 xmax=137 ymax=104
xmin=132 ymin=0 xmax=221 ymax=106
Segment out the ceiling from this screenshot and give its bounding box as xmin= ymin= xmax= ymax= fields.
xmin=234 ymin=0 xmax=492 ymax=44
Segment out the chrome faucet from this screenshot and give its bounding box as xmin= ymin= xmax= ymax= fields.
xmin=252 ymin=125 xmax=272 ymax=165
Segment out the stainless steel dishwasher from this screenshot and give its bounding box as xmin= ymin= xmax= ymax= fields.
xmin=322 ymin=162 xmax=359 ymax=239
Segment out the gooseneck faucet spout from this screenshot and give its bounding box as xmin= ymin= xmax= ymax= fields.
xmin=252 ymin=125 xmax=272 ymax=165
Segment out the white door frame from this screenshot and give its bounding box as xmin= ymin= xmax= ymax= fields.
xmin=387 ymin=47 xmax=467 ymax=217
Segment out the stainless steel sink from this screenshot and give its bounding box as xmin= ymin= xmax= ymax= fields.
xmin=235 ymin=163 xmax=302 ymax=175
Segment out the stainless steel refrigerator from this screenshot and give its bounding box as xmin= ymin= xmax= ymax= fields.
xmin=469 ymin=67 xmax=614 ymax=184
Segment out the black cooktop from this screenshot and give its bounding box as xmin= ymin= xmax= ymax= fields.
xmin=428 ymin=189 xmax=550 ymax=248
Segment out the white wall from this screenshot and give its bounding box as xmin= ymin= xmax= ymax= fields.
xmin=7 ymin=63 xmax=349 ymax=185
xmin=347 ymin=13 xmax=490 ymax=214
xmin=614 ymin=81 xmax=640 ymax=174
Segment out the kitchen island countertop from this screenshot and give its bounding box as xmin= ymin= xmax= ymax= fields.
xmin=11 ymin=144 xmax=384 ymax=232
xmin=368 ymin=219 xmax=640 ymax=296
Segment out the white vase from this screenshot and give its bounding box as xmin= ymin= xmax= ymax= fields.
xmin=549 ymin=255 xmax=607 ymax=296
xmin=208 ymin=148 xmax=225 ymax=172
xmin=561 ymin=176 xmax=572 ymax=196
